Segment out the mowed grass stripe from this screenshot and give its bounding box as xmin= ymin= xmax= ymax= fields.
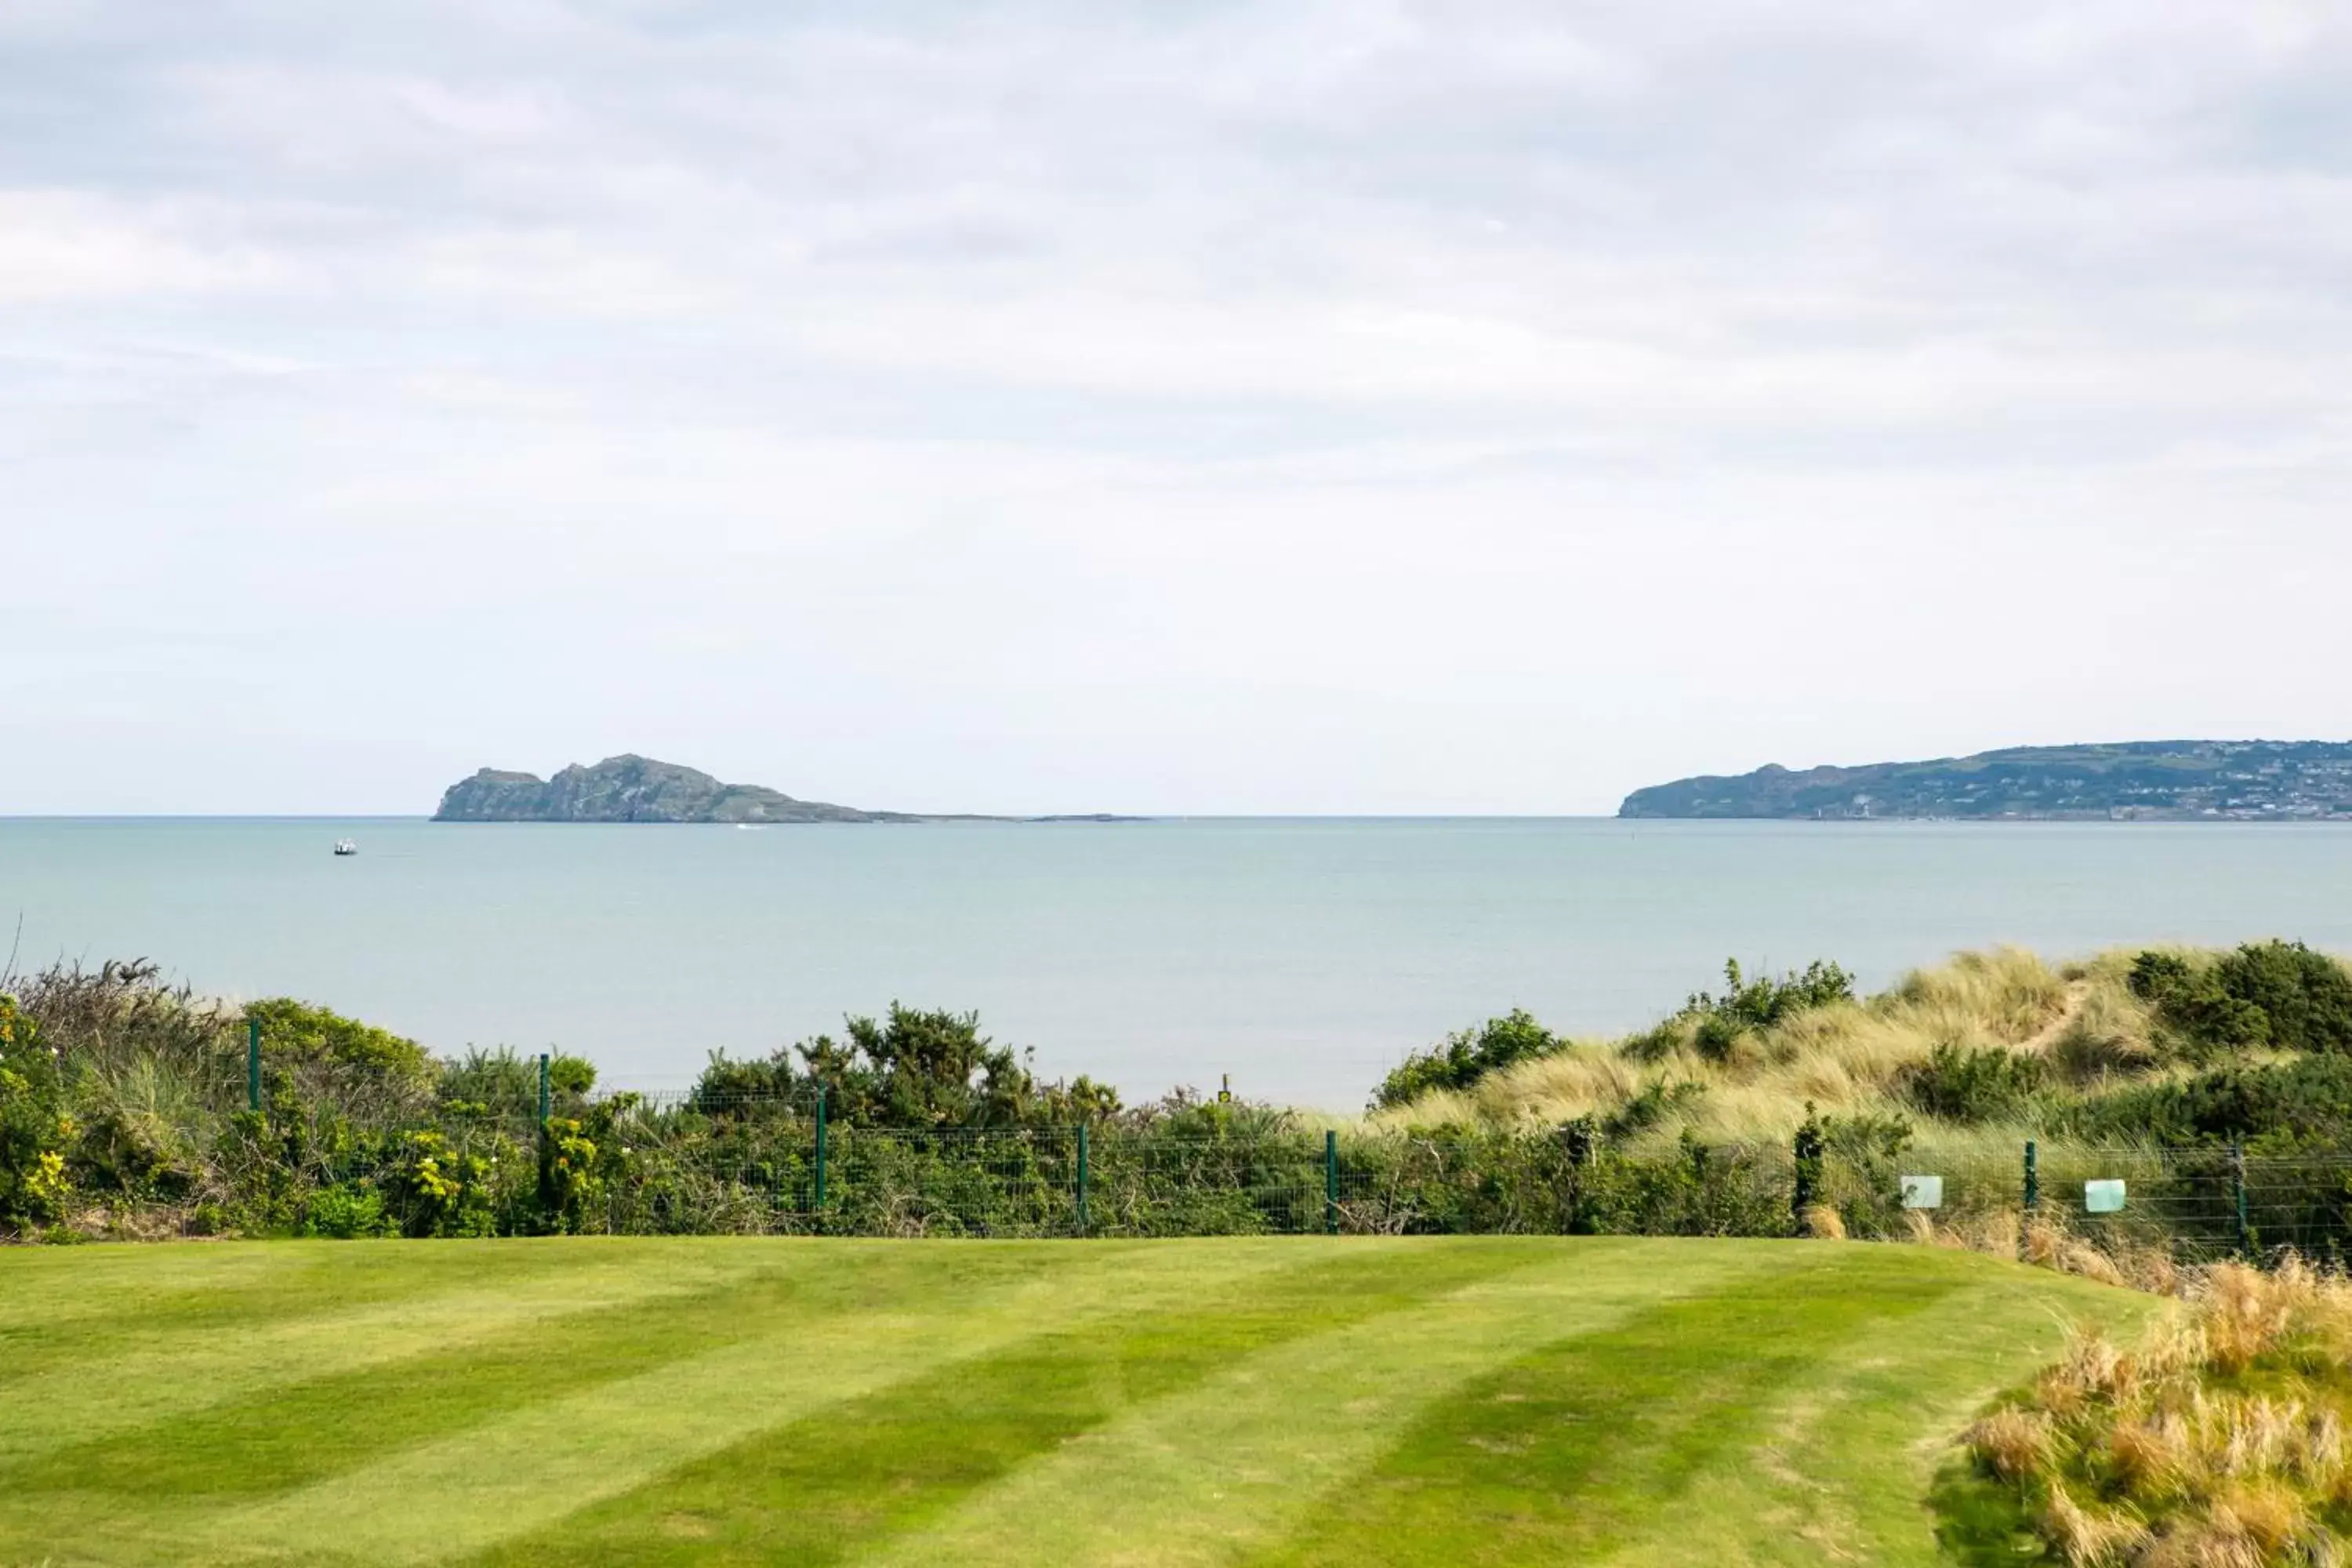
xmin=11 ymin=1239 xmax=1243 ymax=1503
xmin=0 ymin=1240 xmax=630 ymax=1378
xmin=1568 ymin=1257 xmax=2162 ymax=1568
xmin=460 ymin=1241 xmax=1548 ymax=1566
xmin=1240 ymin=1248 xmax=1962 ymax=1567
xmin=0 ymin=1240 xmax=783 ymax=1468
xmin=842 ymin=1240 xmax=1803 ymax=1568
xmin=7 ymin=1268 xmax=817 ymax=1498
xmin=200 ymin=1240 xmax=1386 ymax=1566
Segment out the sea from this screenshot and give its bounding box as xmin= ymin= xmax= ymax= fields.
xmin=3 ymin=816 xmax=2350 ymax=1109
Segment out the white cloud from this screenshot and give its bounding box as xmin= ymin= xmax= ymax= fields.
xmin=2 ymin=1 xmax=2349 ymax=812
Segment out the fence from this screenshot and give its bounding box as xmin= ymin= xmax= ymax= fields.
xmin=236 ymin=1030 xmax=2352 ymax=1256
xmin=565 ymin=1088 xmax=2352 ymax=1260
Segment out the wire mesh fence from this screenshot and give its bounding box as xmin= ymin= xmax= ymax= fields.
xmin=550 ymin=1093 xmax=2352 ymax=1261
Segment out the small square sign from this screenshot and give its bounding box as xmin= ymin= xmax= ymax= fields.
xmin=1900 ymin=1174 xmax=1944 ymax=1210
xmin=2085 ymin=1179 xmax=2127 ymax=1214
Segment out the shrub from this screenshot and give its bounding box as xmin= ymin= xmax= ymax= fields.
xmin=1624 ymin=958 xmax=1855 ymax=1062
xmin=2071 ymin=1054 xmax=2352 ymax=1149
xmin=1900 ymin=1041 xmax=2049 ymax=1123
xmin=2214 ymin=939 xmax=2352 ymax=1055
xmin=244 ymin=998 xmax=434 ymax=1084
xmin=547 ymin=1054 xmax=597 ymax=1096
xmin=696 ymin=1004 xmax=1120 ymax=1130
xmin=0 ymin=996 xmax=74 ymax=1234
xmin=304 ymin=1181 xmax=392 ymax=1239
xmin=2126 ymin=941 xmax=2352 ymax=1058
xmin=2125 ymin=949 xmax=2268 ymax=1056
xmin=383 ymin=1129 xmax=499 ymax=1238
xmin=1370 ymin=1009 xmax=1563 ymax=1110
xmin=537 ymin=1116 xmax=603 ymax=1233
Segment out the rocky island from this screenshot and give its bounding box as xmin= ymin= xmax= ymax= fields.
xmin=1618 ymin=740 xmax=2352 ymax=821
xmin=434 ymin=755 xmax=926 ymax=823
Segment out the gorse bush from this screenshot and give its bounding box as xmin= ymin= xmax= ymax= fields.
xmin=2070 ymin=1054 xmax=2352 ymax=1152
xmin=1624 ymin=958 xmax=1857 ymax=1063
xmin=1371 ymin=1010 xmax=1563 ymax=1110
xmin=1900 ymin=1040 xmax=2049 ymax=1123
xmin=2216 ymin=939 xmax=2352 ymax=1054
xmin=695 ymin=1004 xmax=1121 ymax=1129
xmin=0 ymin=996 xmax=71 ymax=1233
xmin=2128 ymin=940 xmax=2352 ymax=1059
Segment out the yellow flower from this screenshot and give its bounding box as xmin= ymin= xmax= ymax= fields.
xmin=27 ymin=1149 xmax=67 ymax=1203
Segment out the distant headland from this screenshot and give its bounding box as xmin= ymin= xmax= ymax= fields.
xmin=1617 ymin=740 xmax=2352 ymax=821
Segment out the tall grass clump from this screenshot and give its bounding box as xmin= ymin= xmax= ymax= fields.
xmin=1375 ymin=942 xmax=2352 ymax=1163
xmin=1958 ymin=1258 xmax=2352 ymax=1564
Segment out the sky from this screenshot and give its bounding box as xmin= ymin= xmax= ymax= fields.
xmin=4 ymin=1 xmax=2350 ymax=815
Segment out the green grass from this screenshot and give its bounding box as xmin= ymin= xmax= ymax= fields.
xmin=0 ymin=1237 xmax=2153 ymax=1566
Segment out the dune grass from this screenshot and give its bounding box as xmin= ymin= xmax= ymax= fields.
xmin=1370 ymin=946 xmax=2269 ymax=1152
xmin=0 ymin=1235 xmax=2154 ymax=1566
xmin=1948 ymin=1257 xmax=2352 ymax=1565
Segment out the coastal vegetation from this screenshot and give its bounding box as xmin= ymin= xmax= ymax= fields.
xmin=1374 ymin=942 xmax=2352 ymax=1160
xmin=9 ymin=941 xmax=2352 ymax=1249
xmin=0 ymin=1236 xmax=2147 ymax=1566
xmin=1946 ymin=1258 xmax=2352 ymax=1564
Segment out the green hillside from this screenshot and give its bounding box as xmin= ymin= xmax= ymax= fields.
xmin=0 ymin=1236 xmax=2146 ymax=1566
xmin=1617 ymin=739 xmax=2352 ymax=819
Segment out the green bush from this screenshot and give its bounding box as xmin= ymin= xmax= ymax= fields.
xmin=2126 ymin=941 xmax=2352 ymax=1058
xmin=547 ymin=1054 xmax=597 ymax=1096
xmin=243 ymin=998 xmax=434 ymax=1084
xmin=1371 ymin=1010 xmax=1563 ymax=1110
xmin=2213 ymin=939 xmax=2352 ymax=1054
xmin=2070 ymin=1054 xmax=2352 ymax=1150
xmin=303 ymin=1181 xmax=393 ymax=1239
xmin=1625 ymin=959 xmax=1856 ymax=1062
xmin=1900 ymin=1042 xmax=2049 ymax=1123
xmin=695 ymin=1004 xmax=1120 ymax=1130
xmin=0 ymin=996 xmax=74 ymax=1234
xmin=383 ymin=1130 xmax=500 ymax=1238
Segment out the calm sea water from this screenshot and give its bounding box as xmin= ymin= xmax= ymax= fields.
xmin=3 ymin=817 xmax=2350 ymax=1108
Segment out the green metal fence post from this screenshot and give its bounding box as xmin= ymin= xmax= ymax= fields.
xmin=537 ymin=1052 xmax=550 ymax=1124
xmin=814 ymin=1089 xmax=829 ymax=1212
xmin=1791 ymin=1120 xmax=1822 ymax=1230
xmin=2021 ymin=1140 xmax=2038 ymax=1261
xmin=245 ymin=1017 xmax=261 ymax=1112
xmin=2233 ymin=1140 xmax=2252 ymax=1260
xmin=1324 ymin=1129 xmax=1338 ymax=1235
xmin=1076 ymin=1123 xmax=1090 ymax=1237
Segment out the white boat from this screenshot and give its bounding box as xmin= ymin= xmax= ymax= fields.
xmin=332 ymin=839 xmax=358 ymax=857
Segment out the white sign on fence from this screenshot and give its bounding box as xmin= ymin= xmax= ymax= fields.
xmin=1899 ymin=1174 xmax=1944 ymax=1210
xmin=2084 ymin=1179 xmax=2127 ymax=1214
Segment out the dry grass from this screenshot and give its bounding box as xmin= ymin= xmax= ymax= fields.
xmin=1965 ymin=1256 xmax=2352 ymax=1565
xmin=1371 ymin=946 xmax=2116 ymax=1145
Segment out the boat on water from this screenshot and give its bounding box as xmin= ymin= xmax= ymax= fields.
xmin=332 ymin=839 xmax=358 ymax=856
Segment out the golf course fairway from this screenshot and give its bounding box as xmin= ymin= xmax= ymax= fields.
xmin=0 ymin=1236 xmax=2152 ymax=1566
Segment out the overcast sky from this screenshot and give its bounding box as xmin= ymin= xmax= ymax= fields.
xmin=4 ymin=2 xmax=2348 ymax=815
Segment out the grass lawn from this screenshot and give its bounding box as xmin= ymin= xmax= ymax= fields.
xmin=0 ymin=1236 xmax=2152 ymax=1566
